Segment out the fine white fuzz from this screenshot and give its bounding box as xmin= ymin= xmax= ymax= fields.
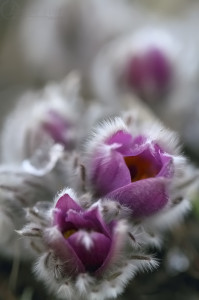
xmin=128 ymin=225 xmax=162 ymax=250
xmin=0 ymin=166 xmax=55 ymax=258
xmin=17 ymin=223 xmax=43 ymax=238
xmin=77 ymin=230 xmax=94 ymax=250
xmin=44 ymin=226 xmax=62 ymax=243
xmin=75 ymin=273 xmax=95 ymax=295
xmin=142 ymin=198 xmax=191 ymax=232
xmin=122 ymin=110 xmax=181 ymax=155
xmin=58 ymin=283 xmax=74 ymax=300
xmin=129 ymin=254 xmax=159 ymax=274
xmin=25 ymin=201 xmax=52 ymax=225
xmin=85 ymin=117 xmax=128 ymax=157
xmin=34 ymin=253 xmax=60 ymax=291
xmin=0 ymin=210 xmax=15 ymax=245
xmin=33 ymin=249 xmax=157 ymax=300
xmin=54 ymin=187 xmax=80 ymax=207
xmin=93 ymin=199 xmax=131 ymax=222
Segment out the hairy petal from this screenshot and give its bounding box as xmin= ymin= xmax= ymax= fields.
xmin=44 ymin=227 xmax=85 ymax=275
xmin=54 ymin=194 xmax=82 ymax=230
xmin=68 ymin=231 xmax=111 ymax=273
xmin=90 ymin=148 xmax=131 ymax=196
xmin=107 ymin=177 xmax=169 ymax=218
xmin=106 ymin=130 xmax=133 ymax=155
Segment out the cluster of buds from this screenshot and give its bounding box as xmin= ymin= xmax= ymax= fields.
xmin=0 ymin=74 xmax=197 ymax=300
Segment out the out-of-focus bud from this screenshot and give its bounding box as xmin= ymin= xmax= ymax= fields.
xmin=1 ymin=73 xmax=83 ymax=165
xmin=124 ymin=47 xmax=172 ymax=101
xmin=91 ymin=26 xmax=198 ymax=104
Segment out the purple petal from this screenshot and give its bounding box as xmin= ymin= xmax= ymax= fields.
xmin=126 ymin=55 xmax=145 ymax=89
xmin=67 ymin=231 xmax=111 ymax=273
xmin=83 ymin=208 xmax=111 ymax=237
xmin=106 ymin=130 xmax=134 ymax=155
xmin=106 ymin=132 xmax=149 ymax=157
xmin=63 ymin=208 xmax=111 ymax=237
xmin=55 ymin=194 xmax=82 ymax=212
xmin=90 ymin=149 xmax=131 ymax=196
xmin=54 ymin=194 xmax=82 ymax=229
xmin=146 ymin=48 xmax=172 ymax=89
xmin=95 ymin=220 xmax=126 ymax=276
xmin=44 ymin=229 xmax=85 ymax=275
xmin=63 ymin=210 xmax=98 ymax=232
xmin=131 ymin=135 xmax=147 ymax=148
xmin=125 ymin=48 xmax=172 ymax=97
xmin=158 ymin=154 xmax=174 ymax=178
xmin=107 ymin=177 xmax=169 ymax=218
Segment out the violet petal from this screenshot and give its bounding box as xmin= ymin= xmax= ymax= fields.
xmin=91 ymin=149 xmax=131 ymax=196
xmin=106 ymin=130 xmax=134 ymax=155
xmin=107 ymin=177 xmax=168 ymax=218
xmin=158 ymin=154 xmax=174 ymax=178
xmin=95 ymin=221 xmax=126 ymax=276
xmin=67 ymin=231 xmax=111 ymax=273
xmin=44 ymin=229 xmax=85 ymax=275
xmin=54 ymin=194 xmax=82 ymax=229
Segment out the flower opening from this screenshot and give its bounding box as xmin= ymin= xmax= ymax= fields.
xmin=87 ymin=120 xmax=176 ymax=218
xmin=124 ymin=153 xmax=161 ymax=182
xmin=50 ymin=192 xmax=119 ymax=275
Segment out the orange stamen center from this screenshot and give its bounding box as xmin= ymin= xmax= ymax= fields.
xmin=124 ymin=155 xmax=159 ymax=182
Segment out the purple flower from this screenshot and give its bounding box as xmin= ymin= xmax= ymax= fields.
xmin=46 ymin=190 xmax=124 ymax=276
xmin=87 ymin=119 xmax=176 ymax=218
xmin=124 ymin=47 xmax=172 ymax=100
xmin=18 ymin=187 xmax=157 ymax=299
xmin=0 ymin=74 xmax=82 ymax=165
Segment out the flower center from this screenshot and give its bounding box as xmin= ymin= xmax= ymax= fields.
xmin=124 ymin=155 xmax=159 ymax=182
xmin=63 ymin=229 xmax=77 ymax=239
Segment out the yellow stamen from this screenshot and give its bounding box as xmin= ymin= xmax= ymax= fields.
xmin=63 ymin=229 xmax=77 ymax=239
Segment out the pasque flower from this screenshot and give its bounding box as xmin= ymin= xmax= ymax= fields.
xmin=1 ymin=73 xmax=82 ymax=165
xmin=124 ymin=47 xmax=172 ymax=101
xmin=51 ymin=190 xmax=121 ymax=275
xmin=119 ymin=28 xmax=176 ymax=102
xmin=91 ymin=26 xmax=198 ymax=108
xmin=86 ymin=116 xmax=188 ymax=219
xmin=18 ymin=188 xmax=157 ymax=300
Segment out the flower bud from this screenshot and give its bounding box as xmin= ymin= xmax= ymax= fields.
xmin=86 ymin=116 xmax=190 ymax=221
xmin=18 ymin=188 xmax=157 ymax=299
